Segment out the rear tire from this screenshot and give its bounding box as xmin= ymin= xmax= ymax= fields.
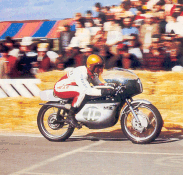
xmin=121 ymin=103 xmax=163 ymax=144
xmin=37 ymin=104 xmax=74 ymax=142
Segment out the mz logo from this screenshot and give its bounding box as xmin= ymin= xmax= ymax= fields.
xmin=83 ymin=107 xmax=101 ymax=121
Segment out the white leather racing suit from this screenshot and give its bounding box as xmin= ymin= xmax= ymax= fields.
xmin=54 ymin=66 xmax=103 ymax=108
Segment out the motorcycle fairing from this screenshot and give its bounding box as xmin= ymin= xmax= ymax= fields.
xmin=102 ymin=69 xmax=143 ymax=97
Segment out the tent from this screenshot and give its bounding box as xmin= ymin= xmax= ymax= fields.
xmin=0 ymin=18 xmax=73 ymax=40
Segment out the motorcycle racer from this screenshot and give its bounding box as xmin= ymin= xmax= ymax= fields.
xmin=54 ymin=54 xmax=115 ymax=128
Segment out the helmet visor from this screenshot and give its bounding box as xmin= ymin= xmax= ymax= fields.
xmin=93 ymin=64 xmax=104 ymax=75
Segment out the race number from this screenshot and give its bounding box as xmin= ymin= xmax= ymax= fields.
xmin=83 ymin=107 xmax=101 ymax=121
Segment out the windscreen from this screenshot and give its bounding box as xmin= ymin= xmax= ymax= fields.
xmin=101 ymin=69 xmax=138 ymax=85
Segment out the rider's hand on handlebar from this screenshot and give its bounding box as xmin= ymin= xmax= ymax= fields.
xmin=104 ymin=83 xmax=117 ymax=88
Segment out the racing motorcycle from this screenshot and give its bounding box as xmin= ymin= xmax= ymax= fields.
xmin=37 ymin=68 xmax=163 ymax=144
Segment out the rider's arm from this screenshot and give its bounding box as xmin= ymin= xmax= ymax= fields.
xmin=73 ymin=67 xmax=102 ymax=96
xmin=91 ymin=73 xmax=104 ymax=86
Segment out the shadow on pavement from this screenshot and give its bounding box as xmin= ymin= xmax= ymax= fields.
xmin=68 ymin=128 xmax=183 ymax=144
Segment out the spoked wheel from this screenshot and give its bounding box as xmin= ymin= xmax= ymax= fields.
xmin=121 ymin=103 xmax=163 ymax=144
xmin=37 ymin=105 xmax=74 ymax=142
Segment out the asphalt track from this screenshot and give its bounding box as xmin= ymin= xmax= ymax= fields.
xmin=1 ymin=131 xmax=183 ymax=175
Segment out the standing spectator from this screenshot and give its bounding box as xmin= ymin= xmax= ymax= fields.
xmin=7 ymin=52 xmax=20 ymax=79
xmin=69 ymin=18 xmax=91 ymax=50
xmin=70 ymin=12 xmax=83 ymax=32
xmin=106 ymin=20 xmax=123 ymax=56
xmin=115 ymin=2 xmax=126 ymax=20
xmin=94 ymin=2 xmax=106 ymax=24
xmin=134 ymin=0 xmax=146 ymax=14
xmin=32 ymin=43 xmax=52 ymax=74
xmin=152 ymin=1 xmax=164 ymax=14
xmin=164 ymin=45 xmax=183 ymax=70
xmin=103 ymin=6 xmax=111 ymax=16
xmin=165 ymin=15 xmax=178 ymax=34
xmin=63 ymin=47 xmax=83 ymax=68
xmin=139 ymin=14 xmax=160 ymax=53
xmin=85 ymin=10 xmax=94 ymax=25
xmin=128 ymin=34 xmax=143 ymax=64
xmin=121 ymin=17 xmax=139 ymax=45
xmin=150 ymin=34 xmax=162 ymax=49
xmin=17 ymin=37 xmax=37 ymax=78
xmin=129 ymin=0 xmax=139 ymax=16
xmin=91 ymin=25 xmax=107 ymax=51
xmin=110 ymin=17 xmax=121 ymax=33
xmin=94 ymin=16 xmax=104 ymax=27
xmin=0 ymin=45 xmax=9 ymax=79
xmin=119 ymin=1 xmax=134 ymax=18
xmin=85 ymin=20 xmax=100 ymax=38
xmin=58 ymin=23 xmax=75 ymax=55
xmin=85 ymin=12 xmax=95 ymax=28
xmin=143 ymin=37 xmax=165 ymax=71
xmin=98 ymin=45 xmax=114 ymax=69
xmin=115 ymin=44 xmax=141 ymax=69
xmin=161 ymin=34 xmax=179 ymax=55
xmin=166 ymin=13 xmax=183 ymax=36
xmin=74 ymin=47 xmax=84 ymax=67
xmin=103 ymin=15 xmax=115 ymax=32
xmin=4 ymin=36 xmax=19 ymax=58
xmin=158 ymin=10 xmax=167 ymax=34
xmin=0 ymin=45 xmax=19 ymax=78
xmin=46 ymin=50 xmax=59 ymax=66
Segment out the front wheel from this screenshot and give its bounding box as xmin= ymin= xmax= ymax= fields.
xmin=121 ymin=102 xmax=163 ymax=144
xmin=37 ymin=104 xmax=74 ymax=142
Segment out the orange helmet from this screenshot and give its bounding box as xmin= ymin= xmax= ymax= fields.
xmin=86 ymin=54 xmax=104 ymax=72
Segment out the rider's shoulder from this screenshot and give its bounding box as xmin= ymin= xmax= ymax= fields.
xmin=74 ymin=66 xmax=87 ymax=71
xmin=65 ymin=66 xmax=86 ymax=74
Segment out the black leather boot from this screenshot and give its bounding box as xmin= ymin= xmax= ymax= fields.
xmin=65 ymin=107 xmax=82 ymax=129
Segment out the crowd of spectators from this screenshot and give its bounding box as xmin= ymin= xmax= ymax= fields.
xmin=0 ymin=0 xmax=183 ymax=79
xmin=0 ymin=36 xmax=58 ymax=79
xmin=57 ymin=0 xmax=183 ymax=72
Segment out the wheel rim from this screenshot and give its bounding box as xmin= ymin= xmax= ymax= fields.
xmin=40 ymin=106 xmax=71 ymax=139
xmin=124 ymin=105 xmax=157 ymax=142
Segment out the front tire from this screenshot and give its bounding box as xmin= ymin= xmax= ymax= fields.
xmin=121 ymin=102 xmax=163 ymax=144
xmin=37 ymin=104 xmax=74 ymax=142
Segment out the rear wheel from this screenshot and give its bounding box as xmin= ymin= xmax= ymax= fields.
xmin=37 ymin=105 xmax=74 ymax=142
xmin=121 ymin=102 xmax=163 ymax=144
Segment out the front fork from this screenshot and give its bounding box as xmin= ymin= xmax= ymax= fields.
xmin=126 ymin=98 xmax=141 ymax=124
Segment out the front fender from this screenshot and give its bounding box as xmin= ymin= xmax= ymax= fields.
xmin=130 ymin=99 xmax=151 ymax=105
xmin=120 ymin=99 xmax=152 ymax=119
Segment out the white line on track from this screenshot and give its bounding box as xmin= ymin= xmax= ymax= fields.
xmin=17 ymin=172 xmax=66 ymax=175
xmin=0 ymin=133 xmax=43 ymax=138
xmin=80 ymin=150 xmax=183 ymax=156
xmin=9 ymin=140 xmax=105 ymax=175
xmin=19 ymin=172 xmax=64 ymax=175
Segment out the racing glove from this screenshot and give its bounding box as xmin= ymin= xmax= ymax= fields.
xmin=104 ymin=83 xmax=117 ymax=88
xmin=101 ymin=88 xmax=116 ymax=96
